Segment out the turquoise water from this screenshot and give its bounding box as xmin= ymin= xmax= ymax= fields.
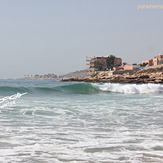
xmin=0 ymin=79 xmax=163 ymax=163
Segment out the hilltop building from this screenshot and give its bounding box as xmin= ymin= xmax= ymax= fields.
xmin=114 ymin=57 xmax=122 ymax=66
xmin=86 ymin=57 xmax=107 ymax=73
xmin=115 ymin=54 xmax=163 ymax=71
xmin=142 ymin=54 xmax=163 ymax=67
xmin=86 ymin=56 xmax=122 ymax=73
xmin=123 ymin=64 xmax=141 ymax=70
xmin=86 ymin=54 xmax=163 ymax=74
xmin=142 ymin=59 xmax=153 ymax=66
xmin=153 ymin=54 xmax=163 ymax=66
xmin=113 ymin=64 xmax=141 ymax=71
xmin=121 ymin=54 xmax=163 ymax=71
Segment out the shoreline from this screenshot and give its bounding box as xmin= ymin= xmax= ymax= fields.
xmin=61 ymin=65 xmax=163 ymax=84
xmin=61 ymin=76 xmax=163 ymax=84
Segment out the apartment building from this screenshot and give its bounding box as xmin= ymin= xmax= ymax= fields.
xmin=142 ymin=59 xmax=153 ymax=66
xmin=153 ymin=54 xmax=163 ymax=66
xmin=86 ymin=57 xmax=107 ymax=73
xmin=86 ymin=56 xmax=122 ymax=73
xmin=142 ymin=54 xmax=163 ymax=66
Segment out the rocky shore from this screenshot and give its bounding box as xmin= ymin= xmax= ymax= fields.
xmin=61 ymin=65 xmax=163 ymax=84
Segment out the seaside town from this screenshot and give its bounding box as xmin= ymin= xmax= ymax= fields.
xmin=87 ymin=54 xmax=163 ymax=73
xmin=24 ymin=54 xmax=163 ymax=84
xmin=62 ymin=54 xmax=163 ymax=83
xmin=86 ymin=54 xmax=163 ymax=73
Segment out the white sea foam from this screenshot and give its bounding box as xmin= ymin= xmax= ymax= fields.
xmin=92 ymin=83 xmax=163 ymax=94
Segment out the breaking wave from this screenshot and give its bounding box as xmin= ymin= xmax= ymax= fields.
xmin=92 ymin=83 xmax=163 ymax=94
xmin=0 ymin=83 xmax=162 ymax=95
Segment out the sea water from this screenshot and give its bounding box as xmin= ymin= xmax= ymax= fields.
xmin=0 ymin=79 xmax=162 ymax=163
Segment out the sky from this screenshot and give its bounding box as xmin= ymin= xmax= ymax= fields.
xmin=0 ymin=0 xmax=163 ymax=78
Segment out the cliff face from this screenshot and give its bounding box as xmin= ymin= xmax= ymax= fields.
xmin=62 ymin=65 xmax=163 ymax=84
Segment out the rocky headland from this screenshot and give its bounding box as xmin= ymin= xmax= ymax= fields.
xmin=61 ymin=65 xmax=163 ymax=84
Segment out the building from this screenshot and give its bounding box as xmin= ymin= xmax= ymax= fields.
xmin=113 ymin=65 xmax=124 ymax=71
xmin=114 ymin=57 xmax=122 ymax=66
xmin=142 ymin=54 xmax=163 ymax=67
xmin=153 ymin=54 xmax=163 ymax=66
xmin=86 ymin=56 xmax=107 ymax=73
xmin=86 ymin=56 xmax=122 ymax=73
xmin=142 ymin=59 xmax=153 ymax=66
xmin=123 ymin=64 xmax=141 ymax=70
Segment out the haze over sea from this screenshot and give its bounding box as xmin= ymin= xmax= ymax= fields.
xmin=0 ymin=79 xmax=163 ymax=163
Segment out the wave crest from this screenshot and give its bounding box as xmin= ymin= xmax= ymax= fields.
xmin=92 ymin=83 xmax=163 ymax=94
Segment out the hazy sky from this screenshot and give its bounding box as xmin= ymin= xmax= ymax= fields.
xmin=0 ymin=0 xmax=163 ymax=78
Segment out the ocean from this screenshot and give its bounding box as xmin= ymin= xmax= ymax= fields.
xmin=0 ymin=79 xmax=163 ymax=163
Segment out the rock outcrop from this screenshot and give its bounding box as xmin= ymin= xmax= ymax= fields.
xmin=61 ymin=65 xmax=163 ymax=84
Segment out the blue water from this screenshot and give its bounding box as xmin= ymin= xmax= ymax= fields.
xmin=0 ymin=79 xmax=163 ymax=163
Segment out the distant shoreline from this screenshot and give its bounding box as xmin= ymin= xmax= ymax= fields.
xmin=22 ymin=77 xmax=59 ymax=80
xmin=21 ymin=70 xmax=88 ymax=80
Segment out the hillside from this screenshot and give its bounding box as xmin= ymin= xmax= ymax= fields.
xmin=59 ymin=69 xmax=88 ymax=79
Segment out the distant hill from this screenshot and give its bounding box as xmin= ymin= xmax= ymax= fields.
xmin=59 ymin=69 xmax=88 ymax=79
xmin=22 ymin=70 xmax=88 ymax=80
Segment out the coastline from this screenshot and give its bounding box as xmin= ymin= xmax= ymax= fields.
xmin=61 ymin=65 xmax=163 ymax=84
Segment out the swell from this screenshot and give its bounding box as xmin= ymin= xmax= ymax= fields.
xmin=0 ymin=86 xmax=29 ymax=95
xmin=0 ymin=83 xmax=100 ymax=95
xmin=0 ymin=83 xmax=162 ymax=96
